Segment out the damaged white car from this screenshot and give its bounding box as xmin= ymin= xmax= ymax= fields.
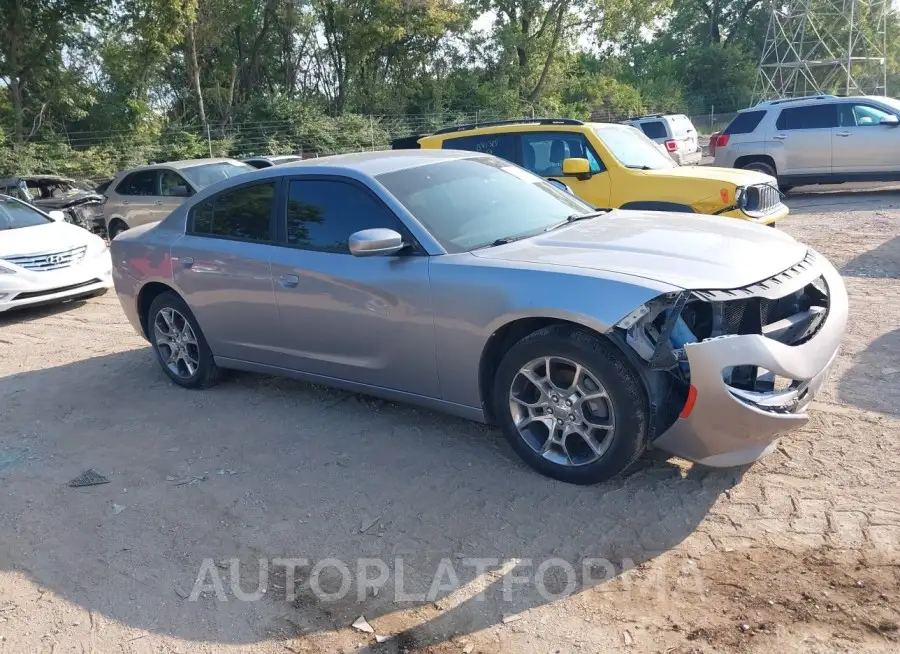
xmin=110 ymin=151 xmax=847 ymax=484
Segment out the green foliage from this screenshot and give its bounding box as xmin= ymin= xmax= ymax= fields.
xmin=1 ymin=0 xmax=898 ymax=179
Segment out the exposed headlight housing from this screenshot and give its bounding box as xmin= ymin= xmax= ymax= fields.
xmin=735 ymin=186 xmax=748 ymax=209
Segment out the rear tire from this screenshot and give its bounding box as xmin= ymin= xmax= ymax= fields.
xmin=741 ymin=161 xmax=777 ymax=178
xmin=147 ymin=291 xmax=222 ymax=389
xmin=492 ymin=325 xmax=649 ymax=485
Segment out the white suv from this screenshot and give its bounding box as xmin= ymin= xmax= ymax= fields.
xmin=626 ymin=114 xmax=702 ymax=165
xmin=712 ymin=95 xmax=900 ymax=191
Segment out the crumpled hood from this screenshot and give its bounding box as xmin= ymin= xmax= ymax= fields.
xmin=33 ymin=191 xmax=104 ymax=210
xmin=471 ymin=210 xmax=808 ymax=290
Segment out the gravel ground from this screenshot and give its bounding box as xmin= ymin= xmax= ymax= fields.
xmin=0 ymin=190 xmax=898 ymax=654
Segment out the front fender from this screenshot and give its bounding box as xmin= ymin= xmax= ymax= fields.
xmin=428 ymin=254 xmax=676 ymax=409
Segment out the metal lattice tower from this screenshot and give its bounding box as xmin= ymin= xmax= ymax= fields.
xmin=753 ymin=0 xmax=890 ymax=102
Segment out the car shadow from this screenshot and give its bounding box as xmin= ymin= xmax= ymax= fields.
xmin=837 ymin=327 xmax=900 ymax=417
xmin=0 ymin=348 xmax=739 ymax=647
xmin=840 ymin=235 xmax=900 ymax=280
xmin=0 ymin=296 xmax=98 ymax=326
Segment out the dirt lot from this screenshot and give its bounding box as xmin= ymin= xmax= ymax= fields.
xmin=1 ymin=190 xmax=898 ymax=654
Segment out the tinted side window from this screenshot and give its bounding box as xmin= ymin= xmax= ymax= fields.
xmin=116 ymin=170 xmax=158 ymax=196
xmin=775 ymin=104 xmax=838 ymax=130
xmin=724 ymin=110 xmax=766 ymax=135
xmin=440 ymin=133 xmax=516 ymax=163
xmin=190 ymin=182 xmax=275 ymax=242
xmin=285 ymin=179 xmax=404 ymax=254
xmin=638 ymin=121 xmax=667 ymax=139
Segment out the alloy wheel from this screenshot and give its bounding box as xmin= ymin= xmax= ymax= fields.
xmin=153 ymin=307 xmax=200 ymax=379
xmin=508 ymin=356 xmax=616 ymax=467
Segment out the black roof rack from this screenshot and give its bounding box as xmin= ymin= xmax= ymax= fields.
xmin=760 ymin=94 xmax=836 ymax=106
xmin=432 ymin=117 xmax=584 ymax=135
xmin=628 ymin=113 xmax=664 ymax=120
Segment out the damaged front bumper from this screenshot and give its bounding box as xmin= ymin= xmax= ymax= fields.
xmin=623 ymin=250 xmax=847 ymax=467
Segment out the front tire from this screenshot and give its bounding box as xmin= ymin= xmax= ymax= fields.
xmin=492 ymin=325 xmax=648 ymax=485
xmin=147 ymin=292 xmax=222 ymax=389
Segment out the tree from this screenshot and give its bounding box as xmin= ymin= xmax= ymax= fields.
xmin=0 ymin=0 xmax=106 ymax=142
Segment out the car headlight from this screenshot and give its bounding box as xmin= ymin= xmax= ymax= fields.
xmin=735 ymin=186 xmax=747 ymax=209
xmin=0 ymin=263 xmax=15 ymax=274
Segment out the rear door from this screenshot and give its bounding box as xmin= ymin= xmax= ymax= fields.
xmin=171 ymin=179 xmax=283 ymax=365
xmin=833 ymin=103 xmax=900 ymax=173
xmin=771 ymin=104 xmax=837 ymax=175
xmin=439 ymin=132 xmax=517 ymax=164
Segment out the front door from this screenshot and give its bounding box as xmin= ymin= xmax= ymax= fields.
xmin=171 ymin=179 xmax=283 ymax=365
xmin=267 ymin=176 xmax=439 ymax=397
xmin=833 ymin=103 xmax=900 ymax=173
xmin=518 ymin=132 xmax=611 ymax=207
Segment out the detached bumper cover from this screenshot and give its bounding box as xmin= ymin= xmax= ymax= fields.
xmin=653 ymin=252 xmax=848 ymax=467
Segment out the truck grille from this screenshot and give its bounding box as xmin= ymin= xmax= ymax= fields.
xmin=3 ymin=245 xmax=88 ymax=271
xmin=743 ymin=183 xmax=782 ymax=215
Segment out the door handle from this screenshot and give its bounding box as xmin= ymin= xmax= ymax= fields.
xmin=836 ymin=131 xmax=851 ymax=137
xmin=181 ymin=256 xmax=194 ymax=268
xmin=279 ymin=274 xmax=300 ymax=288
xmin=121 ymin=200 xmax=130 ymax=205
xmin=773 ymin=134 xmax=788 ymax=141
xmin=155 ymin=200 xmax=164 ymax=206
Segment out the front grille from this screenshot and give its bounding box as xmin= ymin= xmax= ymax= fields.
xmin=3 ymin=245 xmax=87 ymax=271
xmin=13 ymin=279 xmax=101 ymax=300
xmin=743 ymin=183 xmax=782 ymax=214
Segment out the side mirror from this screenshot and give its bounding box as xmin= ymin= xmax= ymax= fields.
xmin=171 ymin=185 xmax=192 ymax=197
xmin=561 ymin=157 xmax=591 ymax=179
xmin=348 ymin=228 xmax=405 ymax=257
xmin=880 ymin=115 xmax=899 ymax=126
xmin=47 ymin=210 xmax=66 ymax=222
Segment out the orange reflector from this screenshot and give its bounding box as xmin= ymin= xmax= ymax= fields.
xmin=680 ymin=385 xmax=698 ymax=419
xmin=719 ymin=188 xmax=729 ymax=203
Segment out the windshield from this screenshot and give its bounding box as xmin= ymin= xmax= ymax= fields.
xmin=877 ymin=97 xmax=900 ymax=113
xmin=376 ymin=157 xmax=594 ymax=252
xmin=0 ymin=196 xmax=52 ymax=231
xmin=592 ymin=124 xmax=677 ymax=170
xmin=181 ymin=162 xmax=254 ymax=189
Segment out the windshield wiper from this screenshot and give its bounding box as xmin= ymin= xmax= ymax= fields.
xmin=543 ymin=209 xmax=610 ymax=233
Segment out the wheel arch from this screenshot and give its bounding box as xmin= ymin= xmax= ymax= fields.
xmin=734 ymin=154 xmax=777 ymax=175
xmin=137 ymin=281 xmax=180 ymax=339
xmin=619 ymin=201 xmax=695 ymax=213
xmin=477 ymin=317 xmax=652 ymax=425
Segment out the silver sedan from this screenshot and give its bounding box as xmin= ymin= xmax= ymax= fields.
xmin=110 ymin=150 xmax=847 ymax=484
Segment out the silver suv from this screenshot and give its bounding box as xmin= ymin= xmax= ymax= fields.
xmin=626 ymin=114 xmax=702 ymax=165
xmin=713 ymin=95 xmax=900 ymax=190
xmin=103 ymin=158 xmax=253 ymax=239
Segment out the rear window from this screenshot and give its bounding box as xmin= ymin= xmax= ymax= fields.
xmin=638 ymin=121 xmax=667 ymax=139
xmin=724 ymin=110 xmax=767 ymax=135
xmin=775 ymin=104 xmax=838 ymax=130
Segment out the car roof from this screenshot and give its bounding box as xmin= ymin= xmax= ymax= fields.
xmin=122 ymin=158 xmax=244 ymax=173
xmin=0 ymin=174 xmax=75 ymax=184
xmin=276 ymin=149 xmax=479 ymax=176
